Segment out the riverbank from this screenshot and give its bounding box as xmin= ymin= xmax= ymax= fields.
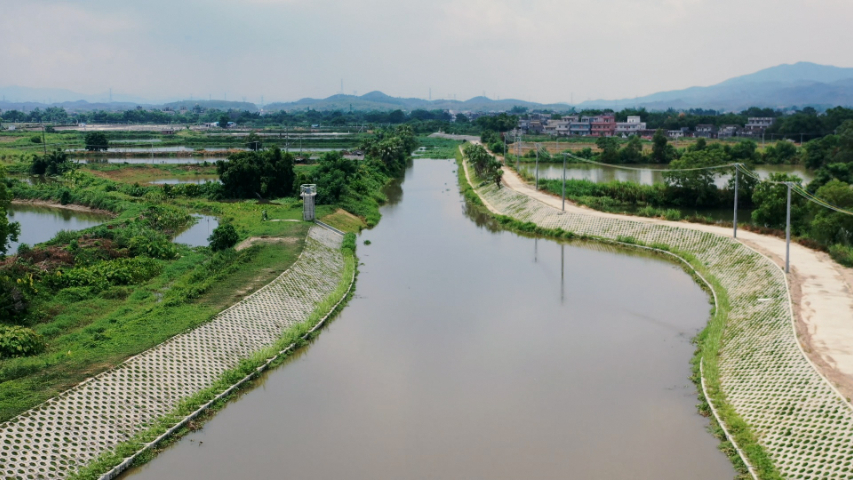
xmin=0 ymin=227 xmax=355 ymax=480
xmin=460 ymin=146 xmax=853 ymax=480
xmin=11 ymin=198 xmax=117 ymax=216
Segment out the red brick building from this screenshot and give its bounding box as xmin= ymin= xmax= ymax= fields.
xmin=590 ymin=114 xmax=616 ymax=137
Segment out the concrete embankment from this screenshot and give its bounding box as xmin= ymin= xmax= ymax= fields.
xmin=0 ymin=226 xmax=351 ymax=480
xmin=463 ymin=155 xmax=853 ymax=480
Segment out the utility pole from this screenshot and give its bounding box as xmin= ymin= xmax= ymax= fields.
xmin=733 ymin=164 xmax=739 ymax=238
xmin=562 ymin=152 xmax=566 ymax=212
xmin=41 ymin=125 xmax=47 ymax=156
xmin=516 ymin=133 xmax=520 ymax=170
xmin=535 ymin=143 xmax=540 ymax=190
xmin=785 ymin=182 xmax=792 ymax=273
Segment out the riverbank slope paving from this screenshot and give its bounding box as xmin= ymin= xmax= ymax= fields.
xmin=0 ymin=226 xmax=344 ymax=480
xmin=467 ymin=152 xmax=853 ymax=479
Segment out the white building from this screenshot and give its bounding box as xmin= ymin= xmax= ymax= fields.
xmin=615 ymin=116 xmax=646 ymax=136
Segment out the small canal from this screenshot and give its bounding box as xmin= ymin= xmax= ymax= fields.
xmin=123 ymin=159 xmax=733 ymax=479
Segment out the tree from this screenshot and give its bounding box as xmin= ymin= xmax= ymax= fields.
xmin=463 ymin=143 xmax=503 ymax=186
xmin=456 ymin=113 xmax=469 ymax=123
xmin=663 ymin=149 xmax=729 ymax=207
xmin=0 ymin=166 xmax=20 ymax=256
xmin=651 ymin=129 xmax=673 ymax=163
xmin=84 ymin=132 xmax=109 ymax=152
xmin=763 ymin=141 xmax=798 ymax=164
xmin=388 ymin=110 xmax=405 ymax=124
xmin=727 ymin=140 xmax=759 ymax=164
xmin=208 ymin=223 xmax=239 ymax=251
xmin=808 ymin=179 xmax=853 ymax=245
xmin=246 ymin=132 xmax=263 ymax=151
xmin=618 ymin=136 xmax=644 ymax=164
xmin=751 ymin=173 xmax=806 ymax=230
xmin=217 ymin=147 xmax=296 ymax=199
xmin=219 ymin=114 xmax=230 ymax=128
xmin=30 ymin=149 xmax=72 ymax=176
xmin=595 ymin=136 xmax=620 ymax=164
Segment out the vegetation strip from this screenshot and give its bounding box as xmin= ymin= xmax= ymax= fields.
xmin=458 ymin=147 xmax=853 ymax=480
xmin=0 ymin=227 xmax=349 ymax=480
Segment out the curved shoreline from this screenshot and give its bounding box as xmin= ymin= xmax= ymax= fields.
xmin=10 ymin=198 xmax=117 ymax=216
xmin=0 ymin=227 xmax=353 ymax=480
xmin=460 ymin=146 xmax=853 ymax=479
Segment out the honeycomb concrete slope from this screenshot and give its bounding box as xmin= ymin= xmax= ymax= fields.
xmin=0 ymin=227 xmax=344 ymax=480
xmin=477 ymin=180 xmax=853 ymax=480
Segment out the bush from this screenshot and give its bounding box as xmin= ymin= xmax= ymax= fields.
xmin=829 ymin=244 xmax=853 ymax=268
xmin=0 ymin=325 xmax=45 ymax=358
xmin=0 ymin=277 xmax=29 ymax=322
xmin=342 ymin=232 xmax=356 ymax=253
xmin=208 ymin=223 xmax=239 ymax=251
xmin=46 ymin=257 xmax=162 ymax=291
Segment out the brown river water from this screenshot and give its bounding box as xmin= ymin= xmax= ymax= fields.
xmin=123 ymin=158 xmax=733 ymax=480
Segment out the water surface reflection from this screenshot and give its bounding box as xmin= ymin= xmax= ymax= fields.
xmin=124 ymin=159 xmax=733 ymax=480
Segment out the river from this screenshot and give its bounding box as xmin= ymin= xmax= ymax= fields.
xmin=123 ymin=159 xmax=733 ymax=480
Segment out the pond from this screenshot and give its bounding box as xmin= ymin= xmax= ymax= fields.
xmin=172 ymin=215 xmax=218 ymax=247
xmin=149 ymin=178 xmax=220 ymax=185
xmin=123 ymin=159 xmax=732 ymax=480
xmin=518 ymin=162 xmax=814 ymax=187
xmin=5 ymin=204 xmax=111 ymax=253
xmin=76 ymin=158 xmax=227 ymax=165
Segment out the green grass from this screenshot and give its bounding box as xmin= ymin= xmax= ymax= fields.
xmin=0 ymin=238 xmax=311 ymax=422
xmin=416 ymin=136 xmax=461 ymax=159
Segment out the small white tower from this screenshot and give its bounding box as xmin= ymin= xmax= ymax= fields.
xmin=301 ymin=184 xmax=317 ymax=221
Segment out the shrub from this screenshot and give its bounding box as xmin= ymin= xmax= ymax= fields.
xmin=0 ymin=277 xmax=29 ymax=322
xmin=829 ymin=244 xmax=853 ymax=268
xmin=208 ymin=223 xmax=239 ymax=251
xmin=663 ymin=209 xmax=682 ymax=221
xmin=0 ymin=325 xmax=45 ymax=358
xmin=46 ymin=257 xmax=162 ymax=291
xmin=341 ymin=232 xmax=356 ymax=253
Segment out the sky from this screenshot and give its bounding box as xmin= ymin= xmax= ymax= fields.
xmin=2 ymin=0 xmax=853 ymax=104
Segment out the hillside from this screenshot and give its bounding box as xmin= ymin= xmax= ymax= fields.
xmin=577 ymin=62 xmax=853 ymax=110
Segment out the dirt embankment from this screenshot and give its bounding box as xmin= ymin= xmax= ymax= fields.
xmin=11 ymin=199 xmax=116 ymax=217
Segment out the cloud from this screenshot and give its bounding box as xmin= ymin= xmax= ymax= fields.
xmin=1 ymin=0 xmax=852 ymax=103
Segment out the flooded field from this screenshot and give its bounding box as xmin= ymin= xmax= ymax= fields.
xmin=6 ymin=203 xmax=110 ymax=252
xmin=172 ymin=215 xmax=218 ymax=247
xmin=123 ymin=159 xmax=732 ymax=480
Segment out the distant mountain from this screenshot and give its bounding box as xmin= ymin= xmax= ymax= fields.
xmin=265 ymin=91 xmax=572 ymax=112
xmin=577 ymin=62 xmax=853 ymax=111
xmin=0 ymin=86 xmax=161 ymax=105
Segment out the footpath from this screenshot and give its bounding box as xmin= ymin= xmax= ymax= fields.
xmin=465 ymin=148 xmax=853 ymax=480
xmin=0 ymin=227 xmax=347 ymax=480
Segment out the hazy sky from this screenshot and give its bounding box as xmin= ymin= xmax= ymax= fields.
xmin=2 ymin=0 xmax=852 ymax=104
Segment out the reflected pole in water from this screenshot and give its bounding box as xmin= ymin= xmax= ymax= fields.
xmin=785 ymin=182 xmax=792 ymax=273
xmin=535 ymin=238 xmax=538 ymax=263
xmin=562 ymin=152 xmax=566 ymax=212
xmin=733 ymin=164 xmax=739 ymax=239
xmin=561 ymin=244 xmax=565 ymax=304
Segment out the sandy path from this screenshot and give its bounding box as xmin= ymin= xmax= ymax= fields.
xmin=470 ymin=143 xmax=853 ymax=400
